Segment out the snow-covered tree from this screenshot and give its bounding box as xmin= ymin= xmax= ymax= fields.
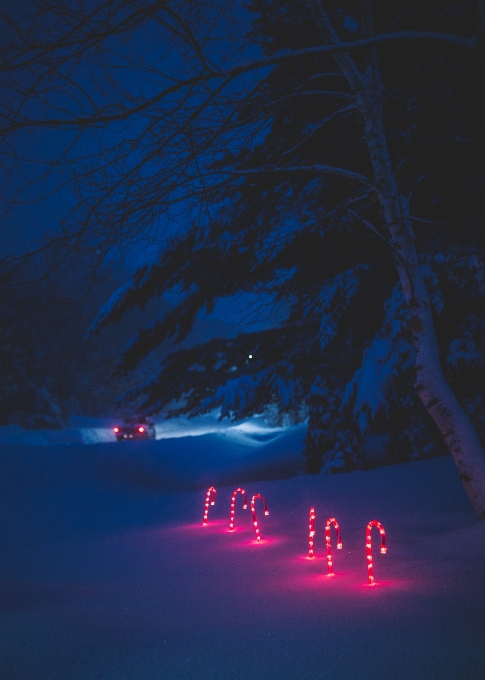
xmin=0 ymin=274 xmax=65 ymax=428
xmin=2 ymin=1 xmax=485 ymax=516
xmin=0 ymin=260 xmax=161 ymax=426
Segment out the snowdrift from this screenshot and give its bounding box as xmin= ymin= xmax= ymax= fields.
xmin=0 ymin=413 xmax=297 ymax=446
xmin=1 ymin=424 xmax=485 ymax=679
xmin=0 ymin=421 xmax=307 ymax=495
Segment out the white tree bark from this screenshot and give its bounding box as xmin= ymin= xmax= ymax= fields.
xmin=364 ymin=101 xmax=485 ymax=520
xmin=315 ymin=0 xmax=485 ymax=519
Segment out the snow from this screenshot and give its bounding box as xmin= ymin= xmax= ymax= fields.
xmin=314 ymin=265 xmax=367 ymax=350
xmin=342 ymin=283 xmax=412 ymax=434
xmin=1 ymin=416 xmax=485 ymax=679
xmin=0 ymin=413 xmax=292 ymax=446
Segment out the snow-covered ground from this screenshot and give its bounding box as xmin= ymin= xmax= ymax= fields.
xmin=1 ymin=416 xmax=485 ymax=679
xmin=0 ymin=413 xmax=294 ymax=445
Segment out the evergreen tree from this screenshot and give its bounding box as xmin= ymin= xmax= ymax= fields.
xmin=0 ymin=259 xmax=162 ymax=426
xmin=91 ymin=1 xmax=485 ymax=485
xmin=2 ymin=1 xmax=485 ymax=515
xmin=0 ymin=274 xmax=65 ymax=428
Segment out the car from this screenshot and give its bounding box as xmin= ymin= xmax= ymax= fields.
xmin=113 ymin=415 xmax=156 ymax=441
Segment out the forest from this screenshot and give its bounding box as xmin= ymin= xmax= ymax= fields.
xmin=1 ymin=0 xmax=484 ymax=514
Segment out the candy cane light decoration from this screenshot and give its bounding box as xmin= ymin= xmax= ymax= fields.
xmin=229 ymin=487 xmax=248 ymax=531
xmin=250 ymin=494 xmax=269 ymax=542
xmin=366 ymin=520 xmax=387 ymax=585
xmin=203 ymin=486 xmax=217 ymax=525
xmin=325 ymin=517 xmax=342 ymax=576
xmin=308 ymin=507 xmax=316 ymax=558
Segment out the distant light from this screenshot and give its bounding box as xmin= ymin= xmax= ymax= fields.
xmin=251 ymin=494 xmax=269 ymax=542
xmin=113 ymin=427 xmax=119 ymax=433
xmin=325 ymin=517 xmax=342 ymax=576
xmin=248 ymin=354 xmax=252 ymax=359
xmin=203 ymin=486 xmax=217 ymax=525
xmin=138 ymin=426 xmax=145 ymax=433
xmin=229 ymin=487 xmax=247 ymax=531
xmin=366 ymin=520 xmax=387 ymax=585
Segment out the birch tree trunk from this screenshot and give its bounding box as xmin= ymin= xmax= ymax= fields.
xmin=364 ymin=100 xmax=485 ymax=520
xmin=314 ymin=0 xmax=485 ymax=519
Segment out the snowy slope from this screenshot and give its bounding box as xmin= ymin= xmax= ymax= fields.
xmin=0 ymin=413 xmax=297 ymax=445
xmin=1 ymin=430 xmax=485 ymax=679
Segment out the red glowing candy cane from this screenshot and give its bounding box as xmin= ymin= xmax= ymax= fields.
xmin=308 ymin=507 xmax=316 ymax=558
xmin=366 ymin=520 xmax=387 ymax=585
xmin=203 ymin=486 xmax=217 ymax=525
xmin=325 ymin=517 xmax=342 ymax=576
xmin=229 ymin=487 xmax=248 ymax=531
xmin=250 ymin=494 xmax=269 ymax=542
